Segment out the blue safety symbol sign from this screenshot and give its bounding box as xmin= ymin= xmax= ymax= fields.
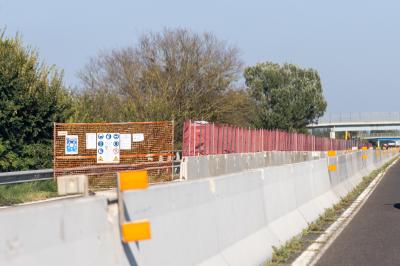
xmin=65 ymin=135 xmax=78 ymax=155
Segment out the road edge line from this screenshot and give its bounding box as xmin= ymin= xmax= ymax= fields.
xmin=292 ymin=157 xmax=399 ymax=266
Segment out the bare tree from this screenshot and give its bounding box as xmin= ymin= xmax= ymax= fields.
xmin=74 ymin=28 xmax=251 ymax=144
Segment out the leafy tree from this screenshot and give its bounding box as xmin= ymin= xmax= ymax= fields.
xmin=74 ymin=28 xmax=252 ymax=145
xmin=244 ymin=62 xmax=327 ymax=132
xmin=0 ymin=33 xmax=71 ymax=171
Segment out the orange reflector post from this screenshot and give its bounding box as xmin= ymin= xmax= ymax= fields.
xmin=121 ymin=220 xmax=151 ymax=242
xmin=362 ymin=154 xmax=368 ymax=159
xmin=327 ymin=150 xmax=337 ymax=157
xmin=328 ymin=164 xmax=337 ymax=171
xmin=119 ymin=170 xmax=149 ymax=191
xmin=362 ymin=146 xmax=368 ymax=151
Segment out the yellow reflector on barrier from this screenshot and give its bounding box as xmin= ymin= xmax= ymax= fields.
xmin=328 ymin=164 xmax=337 ymax=171
xmin=121 ymin=220 xmax=151 ymax=242
xmin=327 ymin=150 xmax=337 ymax=157
xmin=362 ymin=146 xmax=368 ymax=151
xmin=119 ymin=170 xmax=148 ymax=191
xmin=362 ymin=154 xmax=368 ymax=159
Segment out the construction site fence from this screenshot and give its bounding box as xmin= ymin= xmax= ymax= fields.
xmin=53 ymin=121 xmax=174 ymax=189
xmin=182 ymin=120 xmax=370 ymax=156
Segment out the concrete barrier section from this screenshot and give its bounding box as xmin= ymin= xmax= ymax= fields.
xmin=0 ymin=149 xmax=397 ymax=266
xmin=123 ymin=149 xmax=397 ymax=266
xmin=180 ymin=151 xmax=326 ymax=180
xmin=0 ymin=197 xmax=128 ymax=266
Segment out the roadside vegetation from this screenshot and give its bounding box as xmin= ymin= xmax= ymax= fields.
xmin=0 ymin=180 xmax=57 ymax=206
xmin=0 ymin=31 xmax=71 ymax=172
xmin=264 ymin=157 xmax=397 ymax=266
xmin=0 ymin=28 xmax=327 ymax=173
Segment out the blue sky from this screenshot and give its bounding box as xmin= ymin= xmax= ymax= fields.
xmin=0 ymin=0 xmax=399 ymax=112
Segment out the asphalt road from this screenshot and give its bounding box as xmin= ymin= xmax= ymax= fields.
xmin=316 ymin=160 xmax=400 ymax=266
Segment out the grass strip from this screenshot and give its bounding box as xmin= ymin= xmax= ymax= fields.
xmin=0 ymin=180 xmax=58 ymax=206
xmin=265 ymin=157 xmax=398 ymax=266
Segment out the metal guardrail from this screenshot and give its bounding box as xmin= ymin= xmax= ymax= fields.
xmin=0 ymin=151 xmax=183 ymax=185
xmin=0 ymin=169 xmax=53 ymax=185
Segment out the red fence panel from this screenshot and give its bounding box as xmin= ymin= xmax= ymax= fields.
xmin=182 ymin=120 xmax=369 ymax=156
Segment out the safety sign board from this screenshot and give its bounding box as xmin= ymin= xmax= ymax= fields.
xmin=65 ymin=135 xmax=78 ymax=155
xmin=58 ymin=131 xmax=68 ymax=136
xmin=97 ymin=133 xmax=120 ymax=163
xmin=86 ymin=133 xmax=97 ymax=149
xmin=120 ymin=134 xmax=132 ymax=150
xmin=132 ymin=133 xmax=144 ymax=142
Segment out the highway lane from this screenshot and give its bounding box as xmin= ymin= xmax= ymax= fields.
xmin=316 ymin=160 xmax=400 ymax=266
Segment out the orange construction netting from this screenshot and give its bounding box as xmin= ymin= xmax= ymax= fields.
xmin=53 ymin=121 xmax=174 ymax=189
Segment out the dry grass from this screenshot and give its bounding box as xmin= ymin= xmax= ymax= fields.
xmin=0 ymin=180 xmax=57 ymax=206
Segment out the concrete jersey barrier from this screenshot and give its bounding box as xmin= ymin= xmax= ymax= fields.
xmin=122 ymin=149 xmax=397 ymax=266
xmin=0 ymin=149 xmax=397 ymax=266
xmin=180 ymin=151 xmax=328 ymax=180
xmin=0 ymin=197 xmax=129 ymax=266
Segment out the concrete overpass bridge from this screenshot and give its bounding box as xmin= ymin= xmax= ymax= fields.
xmin=308 ymin=112 xmax=400 ymax=146
xmin=358 ymin=132 xmax=400 ymax=146
xmin=308 ymin=112 xmax=400 ymax=132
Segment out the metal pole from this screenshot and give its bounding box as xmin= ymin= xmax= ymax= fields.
xmin=248 ymin=127 xmax=251 ymax=153
xmin=212 ymin=123 xmax=215 ymax=154
xmin=188 ymin=120 xmax=192 ymax=156
xmin=261 ymin=129 xmax=264 ymax=152
xmin=193 ymin=121 xmax=197 ymax=155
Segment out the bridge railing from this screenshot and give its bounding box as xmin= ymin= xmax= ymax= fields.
xmin=357 ymin=132 xmax=400 ymax=139
xmin=316 ymin=112 xmax=400 ymax=124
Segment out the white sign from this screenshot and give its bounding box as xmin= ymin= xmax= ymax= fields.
xmin=65 ymin=135 xmax=78 ymax=155
xmin=97 ymin=133 xmax=120 ymax=163
xmin=132 ymin=133 xmax=144 ymax=142
xmin=58 ymin=131 xmax=68 ymax=136
xmin=120 ymin=134 xmax=132 ymax=150
xmin=86 ymin=133 xmax=97 ymax=149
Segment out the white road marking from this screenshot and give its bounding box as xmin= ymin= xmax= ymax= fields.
xmin=292 ymin=158 xmax=399 ymax=266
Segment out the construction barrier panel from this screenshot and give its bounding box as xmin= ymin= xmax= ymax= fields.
xmin=53 ymin=121 xmax=174 ymax=189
